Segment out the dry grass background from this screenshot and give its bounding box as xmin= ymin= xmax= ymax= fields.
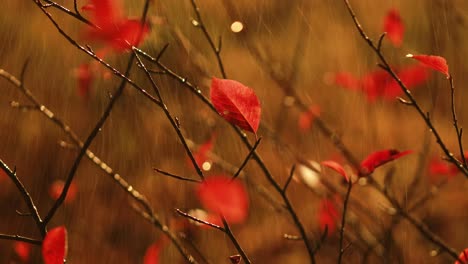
xmin=0 ymin=0 xmax=468 ymax=263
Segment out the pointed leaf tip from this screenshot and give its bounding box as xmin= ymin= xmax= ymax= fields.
xmin=210 ymin=78 xmax=261 ymax=134
xmin=321 ymin=160 xmax=349 ymax=182
xmin=406 ymin=54 xmax=449 ymax=77
xmin=42 ymin=226 xmax=67 ymax=264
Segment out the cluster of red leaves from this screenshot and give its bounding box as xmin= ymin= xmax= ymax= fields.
xmin=383 ymin=8 xmax=404 ymax=47
xmin=298 ymin=105 xmax=321 ymax=132
xmin=329 ymin=64 xmax=430 ymax=102
xmin=48 ymin=180 xmax=78 ymax=204
xmin=42 ymin=226 xmax=68 ymax=264
xmin=82 ymin=0 xmax=149 ymax=52
xmin=210 ymin=78 xmax=261 ymax=134
xmin=195 ymin=176 xmax=249 ymax=225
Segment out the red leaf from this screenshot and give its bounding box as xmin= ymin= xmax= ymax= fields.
xmin=189 ymin=133 xmax=217 ymax=170
xmin=84 ymin=0 xmax=149 ymax=52
xmin=196 ymin=176 xmax=249 ymax=224
xmin=455 ymin=248 xmax=468 ymax=264
xmin=298 ymin=105 xmax=320 ymax=132
xmin=49 ymin=180 xmax=78 ymax=203
xmin=143 ymin=240 xmax=165 ymax=264
xmin=318 ymin=198 xmax=339 ymax=235
xmin=0 ymin=169 xmax=7 ymax=183
xmin=321 ymin=160 xmax=349 ymax=182
xmin=110 ymin=19 xmax=150 ymax=51
xmin=383 ymin=8 xmax=404 ymax=47
xmin=327 ymin=72 xmax=360 ymax=90
xmin=210 ymin=78 xmax=261 ymax=134
xmin=360 ymin=149 xmax=413 ymax=175
xmin=75 ymin=63 xmax=93 ymax=99
xmin=406 ymin=54 xmax=449 ymax=77
xmin=14 ymin=242 xmax=31 ymax=262
xmin=428 ymin=157 xmax=458 ymax=182
xmin=42 ymin=226 xmax=68 ymax=264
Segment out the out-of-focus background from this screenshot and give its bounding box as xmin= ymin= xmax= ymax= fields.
xmin=1 ymin=0 xmax=467 ymax=263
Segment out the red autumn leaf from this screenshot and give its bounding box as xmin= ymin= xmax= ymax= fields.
xmin=188 ymin=133 xmax=217 ymax=170
xmin=49 ymin=180 xmax=78 ymax=204
xmin=455 ymin=248 xmax=468 ymax=264
xmin=298 ymin=105 xmax=321 ymax=132
xmin=383 ymin=8 xmax=404 ymax=47
xmin=360 ymin=149 xmax=413 ymax=175
xmin=428 ymin=157 xmax=458 ymax=181
xmin=327 ymin=71 xmax=360 ymax=90
xmin=322 ymin=160 xmax=349 ymax=182
xmin=75 ymin=63 xmax=93 ymax=99
xmin=318 ymin=198 xmax=339 ymax=235
xmin=0 ymin=169 xmax=7 ymax=182
xmin=406 ymin=54 xmax=449 ymax=77
xmin=143 ymin=240 xmax=166 ymax=264
xmin=210 ymin=78 xmax=261 ymax=134
xmin=84 ymin=0 xmax=149 ymax=52
xmin=196 ymin=176 xmax=249 ymax=224
xmin=14 ymin=242 xmax=31 ymax=262
xmin=42 ymin=226 xmax=68 ymax=264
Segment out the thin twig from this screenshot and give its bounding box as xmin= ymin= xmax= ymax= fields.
xmin=338 ymin=180 xmax=353 ymax=264
xmin=154 ymin=168 xmax=202 ymax=183
xmin=133 ymin=50 xmax=205 ymax=180
xmin=232 ymin=138 xmax=262 ymax=180
xmin=283 ymin=164 xmax=296 ymax=193
xmin=0 ymin=159 xmax=46 ymax=237
xmin=189 ymin=0 xmax=226 ymax=78
xmin=448 ymin=76 xmax=467 ymax=167
xmin=175 ymin=209 xmax=224 ymax=231
xmin=0 ymin=234 xmax=42 ymax=245
xmin=221 ymin=217 xmax=252 ymax=264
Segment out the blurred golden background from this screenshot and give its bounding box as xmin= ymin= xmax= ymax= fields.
xmin=0 ymin=0 xmax=467 ymax=263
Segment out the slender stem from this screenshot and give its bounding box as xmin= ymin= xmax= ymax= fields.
xmin=154 ymin=168 xmax=202 ymax=183
xmin=221 ymin=217 xmax=251 ymax=264
xmin=0 ymin=160 xmax=46 ymax=237
xmin=232 ymin=138 xmax=262 ymax=180
xmin=448 ymin=76 xmax=467 ymax=167
xmin=189 ymin=0 xmax=227 ymax=78
xmin=338 ymin=181 xmax=353 ymax=264
xmin=133 ymin=50 xmax=205 ymax=180
xmin=175 ymin=209 xmax=224 ymax=231
xmin=0 ymin=234 xmax=42 ymax=245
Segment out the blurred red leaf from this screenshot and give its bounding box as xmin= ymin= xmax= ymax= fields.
xmin=14 ymin=241 xmax=31 ymax=262
xmin=383 ymin=8 xmax=404 ymax=47
xmin=210 ymin=78 xmax=261 ymax=134
xmin=360 ymin=149 xmax=413 ymax=175
xmin=0 ymin=169 xmax=7 ymax=183
xmin=318 ymin=198 xmax=339 ymax=235
xmin=42 ymin=226 xmax=67 ymax=264
xmin=406 ymin=54 xmax=449 ymax=77
xmin=428 ymin=157 xmax=458 ymax=181
xmin=143 ymin=240 xmax=166 ymax=264
xmin=196 ymin=176 xmax=249 ymax=224
xmin=328 ymin=72 xmax=360 ymax=90
xmin=75 ymin=63 xmax=93 ymax=99
xmin=455 ymin=248 xmax=468 ymax=264
xmin=189 ymin=133 xmax=216 ymax=170
xmin=49 ymin=180 xmax=78 ymax=204
xmin=84 ymin=0 xmax=149 ymax=52
xmin=298 ymin=105 xmax=320 ymax=132
xmin=321 ymin=160 xmax=349 ymax=182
